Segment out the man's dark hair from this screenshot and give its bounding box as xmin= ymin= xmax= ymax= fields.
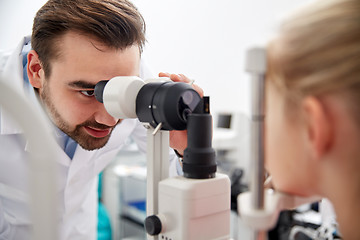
xmin=32 ymin=0 xmax=146 ymax=77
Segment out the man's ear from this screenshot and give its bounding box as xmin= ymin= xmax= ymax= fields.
xmin=27 ymin=50 xmax=45 ymax=89
xmin=302 ymin=96 xmax=333 ymax=159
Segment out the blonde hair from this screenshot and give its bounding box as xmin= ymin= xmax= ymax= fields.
xmin=268 ymin=0 xmax=360 ymax=122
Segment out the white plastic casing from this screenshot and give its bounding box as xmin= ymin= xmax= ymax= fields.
xmin=238 ymin=189 xmax=321 ymax=231
xmin=156 ymin=173 xmax=231 ymax=240
xmin=103 ymin=76 xmax=145 ymax=119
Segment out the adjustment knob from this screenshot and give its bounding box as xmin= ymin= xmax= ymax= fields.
xmin=144 ymin=215 xmax=162 ymax=236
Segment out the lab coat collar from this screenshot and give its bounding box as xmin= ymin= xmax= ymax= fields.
xmin=0 ymin=36 xmax=38 ymax=135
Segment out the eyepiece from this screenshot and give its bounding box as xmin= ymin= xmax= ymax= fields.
xmin=94 ymin=80 xmax=109 ymax=103
xmin=136 ymin=82 xmax=201 ymax=130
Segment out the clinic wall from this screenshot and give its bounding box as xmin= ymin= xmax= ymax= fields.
xmin=0 ymin=0 xmax=310 ymax=115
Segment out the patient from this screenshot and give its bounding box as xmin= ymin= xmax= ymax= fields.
xmin=265 ymin=0 xmax=360 ymax=239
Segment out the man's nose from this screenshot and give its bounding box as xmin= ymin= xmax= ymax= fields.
xmin=94 ymin=103 xmax=118 ymax=127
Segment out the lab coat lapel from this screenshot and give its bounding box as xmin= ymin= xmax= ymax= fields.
xmin=0 ymin=37 xmax=27 ymax=135
xmin=67 ymin=146 xmax=97 ymax=182
xmin=24 ymin=137 xmax=72 ymax=167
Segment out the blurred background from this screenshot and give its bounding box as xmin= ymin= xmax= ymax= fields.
xmin=0 ymin=0 xmax=311 ymax=115
xmin=1 ymin=1 xmax=322 ymax=239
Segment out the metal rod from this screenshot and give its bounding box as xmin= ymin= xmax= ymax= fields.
xmin=250 ymin=73 xmax=265 ymax=210
xmin=146 ymin=127 xmax=169 ymax=240
xmin=245 ymin=47 xmax=267 ymax=240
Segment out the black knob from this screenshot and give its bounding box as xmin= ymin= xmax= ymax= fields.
xmin=144 ymin=215 xmax=162 ymax=236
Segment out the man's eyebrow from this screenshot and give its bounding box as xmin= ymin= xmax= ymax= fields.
xmin=68 ymin=81 xmax=96 ymax=89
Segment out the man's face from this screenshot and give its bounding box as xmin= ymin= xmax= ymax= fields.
xmin=38 ymin=31 xmax=140 ymax=150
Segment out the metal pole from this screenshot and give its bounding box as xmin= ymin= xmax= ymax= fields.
xmin=245 ymin=47 xmax=267 ymax=240
xmin=146 ymin=125 xmax=169 ymax=240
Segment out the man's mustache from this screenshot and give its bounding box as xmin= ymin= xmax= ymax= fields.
xmin=79 ymin=119 xmax=121 ymax=130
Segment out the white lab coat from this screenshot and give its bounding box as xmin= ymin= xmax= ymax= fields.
xmin=0 ymin=36 xmax=179 ymax=240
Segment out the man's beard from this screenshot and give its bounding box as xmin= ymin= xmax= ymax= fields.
xmin=40 ymin=83 xmax=119 ymax=151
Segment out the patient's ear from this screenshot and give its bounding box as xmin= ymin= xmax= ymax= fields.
xmin=302 ymin=96 xmax=332 ymax=160
xmin=27 ymin=50 xmax=45 ymax=89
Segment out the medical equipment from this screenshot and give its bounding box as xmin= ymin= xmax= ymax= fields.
xmin=213 ymin=112 xmax=251 ymax=184
xmin=0 ymin=80 xmax=59 ymax=240
xmin=102 ymin=147 xmax=147 ymax=240
xmin=95 ymin=77 xmax=231 ymax=240
xmin=213 ymin=112 xmax=249 ymax=156
xmin=237 ymin=47 xmax=320 ymax=240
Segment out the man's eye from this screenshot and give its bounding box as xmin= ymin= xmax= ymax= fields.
xmin=80 ymin=90 xmax=95 ymax=97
